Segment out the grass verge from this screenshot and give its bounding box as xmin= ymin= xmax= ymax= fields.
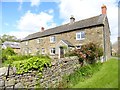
xmin=58 ymin=61 xmax=103 ymax=88
xmin=73 ymin=57 xmax=118 ymax=88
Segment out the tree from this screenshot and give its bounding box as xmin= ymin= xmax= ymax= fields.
xmin=1 ymin=47 xmax=16 ymax=62
xmin=0 ymin=34 xmax=20 ymax=43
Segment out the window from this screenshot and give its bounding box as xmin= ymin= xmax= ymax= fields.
xmin=24 ymin=50 xmax=28 ymax=54
xmin=50 ymin=36 xmax=55 ymax=43
xmin=76 ymin=31 xmax=85 ymax=40
xmin=42 ymin=48 xmax=45 ymax=54
xmin=36 ymin=39 xmax=40 ymax=43
xmin=50 ymin=48 xmax=55 ymax=55
xmin=25 ymin=41 xmax=28 ymax=45
xmin=29 ymin=49 xmax=31 ymax=54
xmin=76 ymin=45 xmax=81 ymax=49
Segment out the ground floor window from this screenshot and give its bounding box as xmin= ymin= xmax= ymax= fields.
xmin=76 ymin=45 xmax=82 ymax=49
xmin=50 ymin=48 xmax=55 ymax=55
xmin=29 ymin=49 xmax=31 ymax=54
xmin=42 ymin=48 xmax=45 ymax=54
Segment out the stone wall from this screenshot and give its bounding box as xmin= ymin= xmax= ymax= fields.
xmin=103 ymin=16 xmax=111 ymax=60
xmin=0 ymin=56 xmax=80 ymax=89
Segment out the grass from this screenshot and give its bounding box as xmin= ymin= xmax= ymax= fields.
xmin=58 ymin=61 xmax=103 ymax=88
xmin=73 ymin=57 xmax=118 ymax=88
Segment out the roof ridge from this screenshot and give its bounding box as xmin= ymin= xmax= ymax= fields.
xmin=22 ymin=14 xmax=105 ymax=41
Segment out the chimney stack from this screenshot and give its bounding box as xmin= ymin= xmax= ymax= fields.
xmin=41 ymin=27 xmax=44 ymax=32
xmin=70 ymin=15 xmax=75 ymax=24
xmin=101 ymin=4 xmax=107 ymax=15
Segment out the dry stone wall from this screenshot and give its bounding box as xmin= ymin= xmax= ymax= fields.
xmin=0 ymin=56 xmax=80 ymax=89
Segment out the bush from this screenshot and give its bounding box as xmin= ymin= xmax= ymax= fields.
xmin=12 ymin=56 xmax=51 ymax=74
xmin=2 ymin=47 xmax=16 ymax=62
xmin=65 ymin=51 xmax=77 ymax=57
xmin=73 ymin=43 xmax=103 ymax=64
xmin=2 ymin=55 xmax=33 ymax=65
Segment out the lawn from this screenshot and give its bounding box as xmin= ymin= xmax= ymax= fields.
xmin=73 ymin=57 xmax=118 ymax=88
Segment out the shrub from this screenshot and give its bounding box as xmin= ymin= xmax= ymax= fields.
xmin=2 ymin=47 xmax=16 ymax=62
xmin=12 ymin=56 xmax=51 ymax=74
xmin=3 ymin=55 xmax=33 ymax=65
xmin=65 ymin=50 xmax=77 ymax=57
xmin=73 ymin=43 xmax=103 ymax=64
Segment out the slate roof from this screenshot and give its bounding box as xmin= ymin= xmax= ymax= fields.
xmin=61 ymin=40 xmax=74 ymax=47
xmin=2 ymin=41 xmax=20 ymax=49
xmin=21 ymin=14 xmax=106 ymax=41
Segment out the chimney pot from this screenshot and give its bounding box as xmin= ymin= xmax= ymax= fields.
xmin=70 ymin=15 xmax=75 ymax=24
xmin=101 ymin=4 xmax=107 ymax=15
xmin=41 ymin=27 xmax=44 ymax=32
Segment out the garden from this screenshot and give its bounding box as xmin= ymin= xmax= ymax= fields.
xmin=1 ymin=47 xmax=51 ymax=75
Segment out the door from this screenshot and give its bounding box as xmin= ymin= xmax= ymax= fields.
xmin=60 ymin=47 xmax=64 ymax=58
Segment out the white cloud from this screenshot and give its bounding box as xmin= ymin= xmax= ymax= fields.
xmin=7 ymin=31 xmax=31 ymax=39
xmin=48 ymin=9 xmax=54 ymax=14
xmin=30 ymin=0 xmax=41 ymax=7
xmin=16 ymin=10 xmax=56 ymax=39
xmin=59 ymin=0 xmax=118 ymax=43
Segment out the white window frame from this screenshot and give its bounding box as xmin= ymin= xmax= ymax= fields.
xmin=76 ymin=45 xmax=81 ymax=49
xmin=50 ymin=48 xmax=56 ymax=55
xmin=42 ymin=48 xmax=45 ymax=54
xmin=76 ymin=31 xmax=85 ymax=40
xmin=29 ymin=49 xmax=31 ymax=54
xmin=25 ymin=41 xmax=28 ymax=45
xmin=24 ymin=50 xmax=27 ymax=54
xmin=36 ymin=39 xmax=40 ymax=43
xmin=50 ymin=36 xmax=55 ymax=43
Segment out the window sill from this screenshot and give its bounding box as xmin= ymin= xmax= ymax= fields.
xmin=50 ymin=42 xmax=56 ymax=43
xmin=50 ymin=53 xmax=56 ymax=55
xmin=76 ymin=38 xmax=85 ymax=40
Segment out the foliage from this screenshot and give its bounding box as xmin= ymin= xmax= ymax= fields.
xmin=65 ymin=50 xmax=77 ymax=57
xmin=0 ymin=34 xmax=20 ymax=43
xmin=8 ymin=55 xmax=32 ymax=61
xmin=35 ymin=53 xmax=51 ymax=59
xmin=60 ymin=46 xmax=67 ymax=49
xmin=3 ymin=55 xmax=33 ymax=66
xmin=58 ymin=62 xmax=102 ymax=88
xmin=12 ymin=56 xmax=51 ymax=74
xmin=72 ymin=43 xmax=103 ymax=64
xmin=1 ymin=47 xmax=16 ymax=63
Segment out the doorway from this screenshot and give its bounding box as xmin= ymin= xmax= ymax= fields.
xmin=59 ymin=47 xmax=64 ymax=58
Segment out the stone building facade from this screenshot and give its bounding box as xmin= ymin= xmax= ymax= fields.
xmin=2 ymin=41 xmax=20 ymax=54
xmin=21 ymin=5 xmax=111 ymax=61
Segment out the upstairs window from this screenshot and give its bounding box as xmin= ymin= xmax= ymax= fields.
xmin=50 ymin=36 xmax=55 ymax=43
xmin=50 ymin=48 xmax=55 ymax=55
xmin=36 ymin=39 xmax=40 ymax=43
xmin=76 ymin=31 xmax=85 ymax=40
xmin=25 ymin=41 xmax=28 ymax=45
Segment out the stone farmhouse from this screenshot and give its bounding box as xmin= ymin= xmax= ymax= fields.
xmin=2 ymin=41 xmax=20 ymax=54
xmin=21 ymin=5 xmax=111 ymax=61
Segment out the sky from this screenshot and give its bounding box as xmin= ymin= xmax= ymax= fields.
xmin=0 ymin=0 xmax=119 ymax=44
